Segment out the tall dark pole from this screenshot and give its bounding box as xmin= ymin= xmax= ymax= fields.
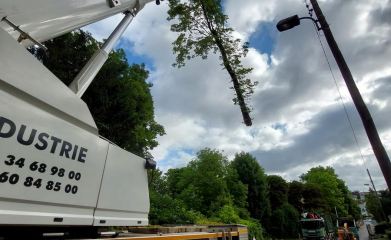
xmin=309 ymin=0 xmax=391 ymax=191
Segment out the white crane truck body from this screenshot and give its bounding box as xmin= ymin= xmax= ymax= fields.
xmin=0 ymin=0 xmax=155 ymax=234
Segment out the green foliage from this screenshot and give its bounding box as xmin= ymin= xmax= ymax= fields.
xmin=288 ymin=181 xmax=304 ymax=213
xmin=386 ymin=230 xmax=391 ymax=240
xmin=231 ymin=152 xmax=271 ymax=221
xmin=336 ymin=178 xmax=361 ymax=220
xmin=301 ymin=166 xmax=347 ymax=215
xmin=366 ymin=190 xmax=391 ymax=223
xmin=380 ymin=190 xmax=391 ymax=221
xmin=213 ymin=205 xmax=264 ymax=240
xmin=239 ymin=219 xmax=264 ymax=240
xmin=302 ymin=183 xmax=328 ymax=212
xmin=148 ymin=168 xmax=200 ymax=225
xmin=166 ymin=168 xmax=186 ymax=198
xmin=167 ymin=0 xmax=258 ymax=126
xmin=148 ymin=168 xmax=168 ymax=195
xmin=149 ymin=190 xmax=200 ymax=225
xmin=365 ymin=190 xmax=382 ymax=221
xmin=225 ymin=165 xmax=248 ymax=209
xmin=375 ymin=222 xmax=390 ymax=234
xmin=175 ymin=149 xmax=235 ymax=215
xmin=267 ymin=175 xmax=289 ymax=211
xmin=29 ymin=30 xmax=165 ymax=156
xmin=214 ymin=205 xmax=241 ymax=224
xmin=265 ymin=204 xmax=301 ymax=239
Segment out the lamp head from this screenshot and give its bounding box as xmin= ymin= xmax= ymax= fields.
xmin=276 ymin=15 xmax=301 ymax=32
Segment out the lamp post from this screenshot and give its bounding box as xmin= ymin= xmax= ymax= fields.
xmin=276 ymin=0 xmax=391 ymax=191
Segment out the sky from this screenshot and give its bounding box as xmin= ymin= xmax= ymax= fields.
xmin=84 ymin=0 xmax=391 ymax=191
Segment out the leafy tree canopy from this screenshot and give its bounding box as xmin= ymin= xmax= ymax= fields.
xmin=288 ymin=180 xmax=304 ymax=213
xmin=167 ymin=0 xmax=258 ymax=126
xmin=266 ymin=204 xmax=301 ymax=239
xmin=267 ymin=175 xmax=289 ymax=211
xmin=231 ymin=152 xmax=271 ymax=221
xmin=176 ymin=148 xmax=247 ymax=216
xmin=29 ymin=30 xmax=165 ymax=157
xmin=302 ymin=183 xmax=328 ymax=213
xmin=300 ymin=166 xmax=346 ymax=216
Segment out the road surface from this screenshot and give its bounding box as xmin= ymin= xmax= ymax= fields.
xmin=359 ymin=224 xmax=372 ymax=240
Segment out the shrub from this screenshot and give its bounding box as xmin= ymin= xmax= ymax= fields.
xmin=239 ymin=219 xmax=264 ymax=240
xmin=375 ymin=221 xmax=389 ymax=234
xmin=149 ymin=191 xmax=201 ymax=225
xmin=264 ymin=204 xmax=301 ymax=239
xmin=214 ymin=205 xmax=241 ymax=224
xmin=212 ymin=205 xmax=264 ymax=240
xmin=386 ymin=230 xmax=391 ymax=240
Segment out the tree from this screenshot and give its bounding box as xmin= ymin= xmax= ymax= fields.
xmin=149 ymin=190 xmax=199 ymax=225
xmin=365 ymin=189 xmax=382 ymax=221
xmin=300 ymin=166 xmax=346 ymax=216
xmin=225 ymin=165 xmax=248 ymax=209
xmin=166 ymin=168 xmax=187 ymax=198
xmin=336 ymin=178 xmax=361 ymax=219
xmin=379 ymin=190 xmax=391 ymax=218
xmin=176 ymin=148 xmax=243 ymax=215
xmin=230 ymin=152 xmax=271 ymax=221
xmin=302 ymin=183 xmax=328 ymax=212
xmin=288 ymin=180 xmax=304 ymax=213
xmin=29 ymin=30 xmax=165 ymax=156
xmin=267 ymin=175 xmax=289 ymax=211
xmin=167 ymin=0 xmax=258 ymax=126
xmin=266 ymin=204 xmax=301 ymax=239
xmin=148 ymin=168 xmax=168 ymax=195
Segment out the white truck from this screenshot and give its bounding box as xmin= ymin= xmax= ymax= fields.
xmin=0 ymin=0 xmax=159 ymax=238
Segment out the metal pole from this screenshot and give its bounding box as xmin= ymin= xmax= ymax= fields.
xmin=69 ymin=11 xmax=135 ymax=98
xmin=1 ymin=17 xmax=48 ymax=52
xmin=309 ymin=0 xmax=391 ymax=191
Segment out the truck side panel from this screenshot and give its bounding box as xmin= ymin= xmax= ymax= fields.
xmin=93 ymin=144 xmax=149 ymax=226
xmin=0 ymin=27 xmax=109 ymax=226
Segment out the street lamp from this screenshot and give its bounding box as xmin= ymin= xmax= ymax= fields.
xmin=276 ymin=0 xmax=391 ymax=192
xmin=276 ymin=15 xmax=320 ymax=32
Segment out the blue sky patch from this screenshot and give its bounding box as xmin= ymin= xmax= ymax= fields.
xmin=117 ymin=40 xmax=155 ymax=71
xmin=248 ymin=22 xmax=277 ymax=62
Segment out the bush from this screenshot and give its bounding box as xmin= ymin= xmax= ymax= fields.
xmin=212 ymin=205 xmax=263 ymax=240
xmin=239 ymin=218 xmax=264 ymax=240
xmin=264 ymin=204 xmax=301 ymax=239
xmin=214 ymin=205 xmax=241 ymax=224
xmin=195 ymin=217 xmax=222 ymax=225
xmin=375 ymin=222 xmax=390 ymax=234
xmin=386 ymin=230 xmax=391 ymax=240
xmin=149 ymin=191 xmax=201 ymax=225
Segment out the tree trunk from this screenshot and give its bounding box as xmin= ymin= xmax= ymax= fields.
xmin=212 ymin=32 xmax=252 ymax=126
xmin=199 ymin=0 xmax=252 ymax=126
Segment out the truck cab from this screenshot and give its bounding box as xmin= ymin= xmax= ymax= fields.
xmin=301 ymin=219 xmax=326 ymax=240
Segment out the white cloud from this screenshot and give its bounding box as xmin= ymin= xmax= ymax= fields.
xmin=84 ymin=0 xmax=391 ymax=191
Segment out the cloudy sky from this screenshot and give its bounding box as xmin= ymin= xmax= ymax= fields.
xmin=84 ymin=0 xmax=391 ymax=191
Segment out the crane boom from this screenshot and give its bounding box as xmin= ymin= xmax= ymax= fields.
xmin=0 ymin=0 xmax=154 ymax=47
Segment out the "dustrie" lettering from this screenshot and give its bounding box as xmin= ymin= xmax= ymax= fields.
xmin=0 ymin=116 xmax=88 ymax=163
